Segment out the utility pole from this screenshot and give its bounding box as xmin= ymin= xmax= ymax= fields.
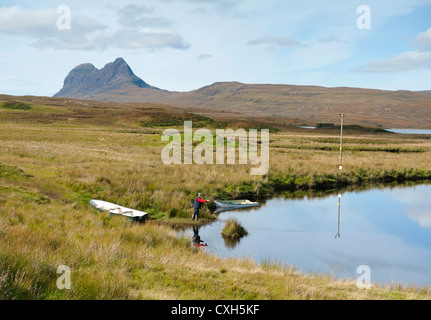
xmin=339 ymin=114 xmax=344 ymax=170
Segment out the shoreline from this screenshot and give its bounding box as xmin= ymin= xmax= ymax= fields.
xmin=158 ymin=169 xmax=431 ymax=227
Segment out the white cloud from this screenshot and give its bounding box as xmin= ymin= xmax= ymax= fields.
xmin=116 ymin=4 xmax=174 ymax=28
xmin=102 ymin=30 xmax=189 ymax=50
xmin=196 ymin=54 xmax=212 ymax=61
xmin=0 ymin=5 xmax=105 ymax=37
xmin=413 ymin=27 xmax=431 ymax=50
xmin=0 ymin=5 xmax=189 ymax=51
xmin=359 ymin=25 xmax=431 ymax=73
xmin=360 ymin=50 xmax=431 ymax=73
xmin=162 ymin=0 xmax=244 ymax=16
xmin=389 ymin=187 xmax=431 ymax=228
xmin=407 ymin=209 xmax=431 ymax=228
xmin=247 ymin=36 xmax=301 ymax=48
xmin=30 ymin=29 xmax=189 ymax=51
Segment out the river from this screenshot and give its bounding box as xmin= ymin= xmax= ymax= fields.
xmin=184 ymin=184 xmax=431 ymax=287
xmin=385 ymin=129 xmax=431 ymax=135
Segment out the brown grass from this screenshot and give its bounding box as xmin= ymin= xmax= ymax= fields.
xmin=0 ymin=97 xmax=430 ymax=300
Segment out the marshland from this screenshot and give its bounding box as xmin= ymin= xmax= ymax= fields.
xmin=1 ymin=97 xmax=431 ymax=299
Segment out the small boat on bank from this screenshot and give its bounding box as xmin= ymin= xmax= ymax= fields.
xmin=214 ymin=199 xmax=259 ymax=210
xmin=89 ymin=199 xmax=148 ymax=222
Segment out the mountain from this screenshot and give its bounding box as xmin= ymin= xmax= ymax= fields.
xmin=54 ymin=58 xmax=431 ymax=129
xmin=54 ymin=57 xmax=159 ymax=99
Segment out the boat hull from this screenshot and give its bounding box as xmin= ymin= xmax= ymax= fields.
xmin=90 ymin=199 xmax=148 ymax=222
xmin=214 ymin=200 xmax=259 ymax=209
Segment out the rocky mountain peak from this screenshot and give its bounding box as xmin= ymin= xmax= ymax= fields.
xmin=54 ymin=58 xmax=157 ymax=99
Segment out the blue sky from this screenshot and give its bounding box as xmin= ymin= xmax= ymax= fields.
xmin=1 ymin=0 xmax=431 ymax=96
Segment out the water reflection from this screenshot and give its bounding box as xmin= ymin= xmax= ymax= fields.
xmin=214 ymin=207 xmax=236 ymax=214
xmin=192 ymin=226 xmax=208 ymax=248
xmin=335 ymin=194 xmax=341 ymax=239
xmin=222 ymin=234 xmax=241 ymax=249
xmin=192 ymin=183 xmax=431 ymax=286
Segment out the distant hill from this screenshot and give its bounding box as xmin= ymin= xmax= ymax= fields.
xmin=54 ymin=58 xmax=431 ymax=129
xmin=54 ymin=57 xmax=160 ymax=99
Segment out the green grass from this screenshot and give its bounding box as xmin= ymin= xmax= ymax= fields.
xmin=2 ymin=101 xmax=32 ymax=110
xmin=141 ymin=111 xmax=221 ymax=128
xmin=221 ymin=218 xmax=248 ymax=239
xmin=221 ymin=218 xmax=249 ymax=249
xmin=0 ymin=163 xmax=33 ymax=180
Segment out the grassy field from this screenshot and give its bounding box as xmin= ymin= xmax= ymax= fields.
xmin=1 ymin=98 xmax=431 ymax=300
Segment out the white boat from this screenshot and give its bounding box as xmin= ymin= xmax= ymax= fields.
xmin=214 ymin=199 xmax=259 ymax=210
xmin=89 ymin=199 xmax=148 ymax=222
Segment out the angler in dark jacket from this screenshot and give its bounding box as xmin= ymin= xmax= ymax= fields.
xmin=191 ymin=193 xmax=209 ymax=221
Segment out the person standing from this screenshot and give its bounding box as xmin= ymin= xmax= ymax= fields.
xmin=191 ymin=193 xmax=209 ymax=221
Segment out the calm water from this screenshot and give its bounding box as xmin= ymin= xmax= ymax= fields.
xmin=386 ymin=129 xmax=431 ymax=135
xmin=185 ymin=184 xmax=431 ymax=286
xmin=299 ymin=127 xmax=431 ymax=135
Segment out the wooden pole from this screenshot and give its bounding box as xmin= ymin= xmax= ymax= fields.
xmin=339 ymin=114 xmax=344 ymax=170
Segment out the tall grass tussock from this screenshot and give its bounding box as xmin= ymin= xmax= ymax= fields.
xmin=221 ymin=218 xmax=248 ymax=240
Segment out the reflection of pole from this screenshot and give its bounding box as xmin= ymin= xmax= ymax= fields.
xmin=335 ymin=194 xmax=341 ymax=239
xmin=339 ymin=114 xmax=344 ymax=170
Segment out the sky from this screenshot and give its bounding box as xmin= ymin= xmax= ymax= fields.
xmin=1 ymin=0 xmax=431 ymax=96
